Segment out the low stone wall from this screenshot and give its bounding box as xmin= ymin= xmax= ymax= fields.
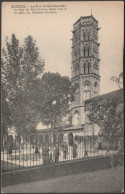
xmin=2 ymin=153 xmax=124 ymax=187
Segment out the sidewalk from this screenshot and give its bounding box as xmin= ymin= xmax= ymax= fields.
xmin=2 ymin=167 xmax=124 ymax=193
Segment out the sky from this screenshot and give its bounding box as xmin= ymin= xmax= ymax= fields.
xmin=2 ymin=1 xmax=124 ymax=96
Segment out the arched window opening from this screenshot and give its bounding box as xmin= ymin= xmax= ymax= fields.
xmin=83 ymin=47 xmax=86 ymax=57
xmin=84 ymin=81 xmax=90 ymax=89
xmin=88 ymin=63 xmax=91 ymax=73
xmin=94 ymin=62 xmax=98 ymax=74
xmin=87 ymin=46 xmax=91 ymax=56
xmin=74 ymin=83 xmax=79 ymax=101
xmin=94 ymin=82 xmax=98 ymax=95
xmin=83 ymin=32 xmax=86 ymax=41
xmin=83 ymin=63 xmax=86 ymax=74
xmin=74 ymin=111 xmax=79 ymax=125
xmin=87 ymin=31 xmax=91 ymax=40
xmin=83 ymin=81 xmax=91 ymax=100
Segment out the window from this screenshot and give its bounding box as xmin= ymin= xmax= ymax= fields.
xmin=94 ymin=82 xmax=98 ymax=95
xmin=74 ymin=111 xmax=79 ymax=125
xmin=93 ymin=62 xmax=98 ymax=74
xmin=88 ymin=63 xmax=91 ymax=73
xmin=83 ymin=47 xmax=86 ymax=56
xmin=87 ymin=46 xmax=91 ymax=56
xmin=83 ymin=63 xmax=86 ymax=73
xmin=87 ymin=31 xmax=91 ymax=40
xmin=83 ymin=32 xmax=86 ymax=40
xmin=83 ymin=81 xmax=91 ymax=100
xmin=74 ymin=83 xmax=79 ymax=100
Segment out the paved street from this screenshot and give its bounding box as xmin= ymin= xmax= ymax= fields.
xmin=2 ymin=167 xmax=124 ymax=193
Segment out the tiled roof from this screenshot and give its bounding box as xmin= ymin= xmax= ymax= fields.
xmin=63 ymin=125 xmax=84 ymax=131
xmin=84 ymin=89 xmax=123 ymax=105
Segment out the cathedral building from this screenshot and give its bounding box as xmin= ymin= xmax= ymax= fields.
xmin=37 ymin=15 xmax=123 ymax=145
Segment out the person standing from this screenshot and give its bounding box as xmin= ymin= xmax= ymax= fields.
xmin=8 ymin=145 xmax=12 ymax=158
xmin=73 ymin=143 xmax=77 ymax=159
xmin=105 ymin=144 xmax=110 ymax=155
xmin=35 ymin=146 xmax=40 ymax=160
xmin=53 ymin=145 xmax=59 ymax=163
xmin=63 ymin=144 xmax=68 ymax=160
xmin=84 ymin=149 xmax=89 ymax=158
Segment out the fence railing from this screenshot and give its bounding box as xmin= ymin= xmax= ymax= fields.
xmin=1 ymin=133 xmax=121 ymax=172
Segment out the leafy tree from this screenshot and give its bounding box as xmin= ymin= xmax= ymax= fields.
xmin=87 ymin=93 xmax=124 ymax=150
xmin=1 ymin=83 xmax=11 ymax=136
xmin=2 ymin=34 xmax=45 ymax=136
xmin=111 ymin=72 xmax=123 ymax=89
xmin=38 ymin=72 xmax=74 ymax=128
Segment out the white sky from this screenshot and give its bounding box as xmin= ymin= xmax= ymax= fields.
xmin=2 ymin=1 xmax=124 ymax=95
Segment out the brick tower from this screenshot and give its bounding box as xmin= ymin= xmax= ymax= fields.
xmin=71 ymin=15 xmax=101 ymax=126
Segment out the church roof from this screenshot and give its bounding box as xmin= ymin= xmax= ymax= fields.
xmin=63 ymin=125 xmax=84 ymax=131
xmin=36 ymin=126 xmax=63 ymax=134
xmin=74 ymin=15 xmax=98 ymax=26
xmin=84 ymin=89 xmax=123 ymax=109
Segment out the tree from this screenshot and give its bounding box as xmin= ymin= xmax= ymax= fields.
xmin=1 ymin=83 xmax=11 ymax=136
xmin=87 ymin=93 xmax=124 ymax=150
xmin=37 ymin=72 xmax=74 ymax=128
xmin=2 ymin=34 xmax=45 ymax=136
xmin=111 ymin=72 xmax=123 ymax=89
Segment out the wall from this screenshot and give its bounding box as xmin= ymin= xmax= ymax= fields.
xmin=2 ymin=153 xmax=124 ymax=187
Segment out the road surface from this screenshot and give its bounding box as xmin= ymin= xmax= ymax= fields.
xmin=2 ymin=167 xmax=124 ymax=193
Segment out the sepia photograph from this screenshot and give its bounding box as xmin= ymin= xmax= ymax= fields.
xmin=1 ymin=1 xmax=124 ymax=193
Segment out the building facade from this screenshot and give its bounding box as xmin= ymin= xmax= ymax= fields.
xmin=71 ymin=15 xmax=101 ymax=126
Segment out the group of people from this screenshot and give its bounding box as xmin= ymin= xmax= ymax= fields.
xmin=7 ymin=141 xmax=89 ymax=163
xmin=35 ymin=142 xmax=79 ymax=165
xmin=41 ymin=144 xmax=60 ymax=165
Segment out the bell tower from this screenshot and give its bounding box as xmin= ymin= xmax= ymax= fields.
xmin=71 ymin=15 xmax=101 ymax=126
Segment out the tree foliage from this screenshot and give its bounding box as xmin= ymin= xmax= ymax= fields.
xmin=111 ymin=72 xmax=123 ymax=89
xmin=2 ymin=34 xmax=45 ymax=136
xmin=87 ymin=93 xmax=124 ymax=145
xmin=37 ymin=72 xmax=74 ymax=127
xmin=2 ymin=34 xmax=74 ymax=136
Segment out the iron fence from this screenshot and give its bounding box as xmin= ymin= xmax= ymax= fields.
xmin=1 ymin=132 xmax=121 ymax=172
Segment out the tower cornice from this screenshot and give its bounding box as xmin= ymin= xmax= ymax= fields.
xmin=72 ymin=40 xmax=100 ymax=49
xmin=73 ymin=23 xmax=99 ymax=33
xmin=72 ymin=56 xmax=100 ymax=63
xmin=71 ymin=73 xmax=101 ymax=81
